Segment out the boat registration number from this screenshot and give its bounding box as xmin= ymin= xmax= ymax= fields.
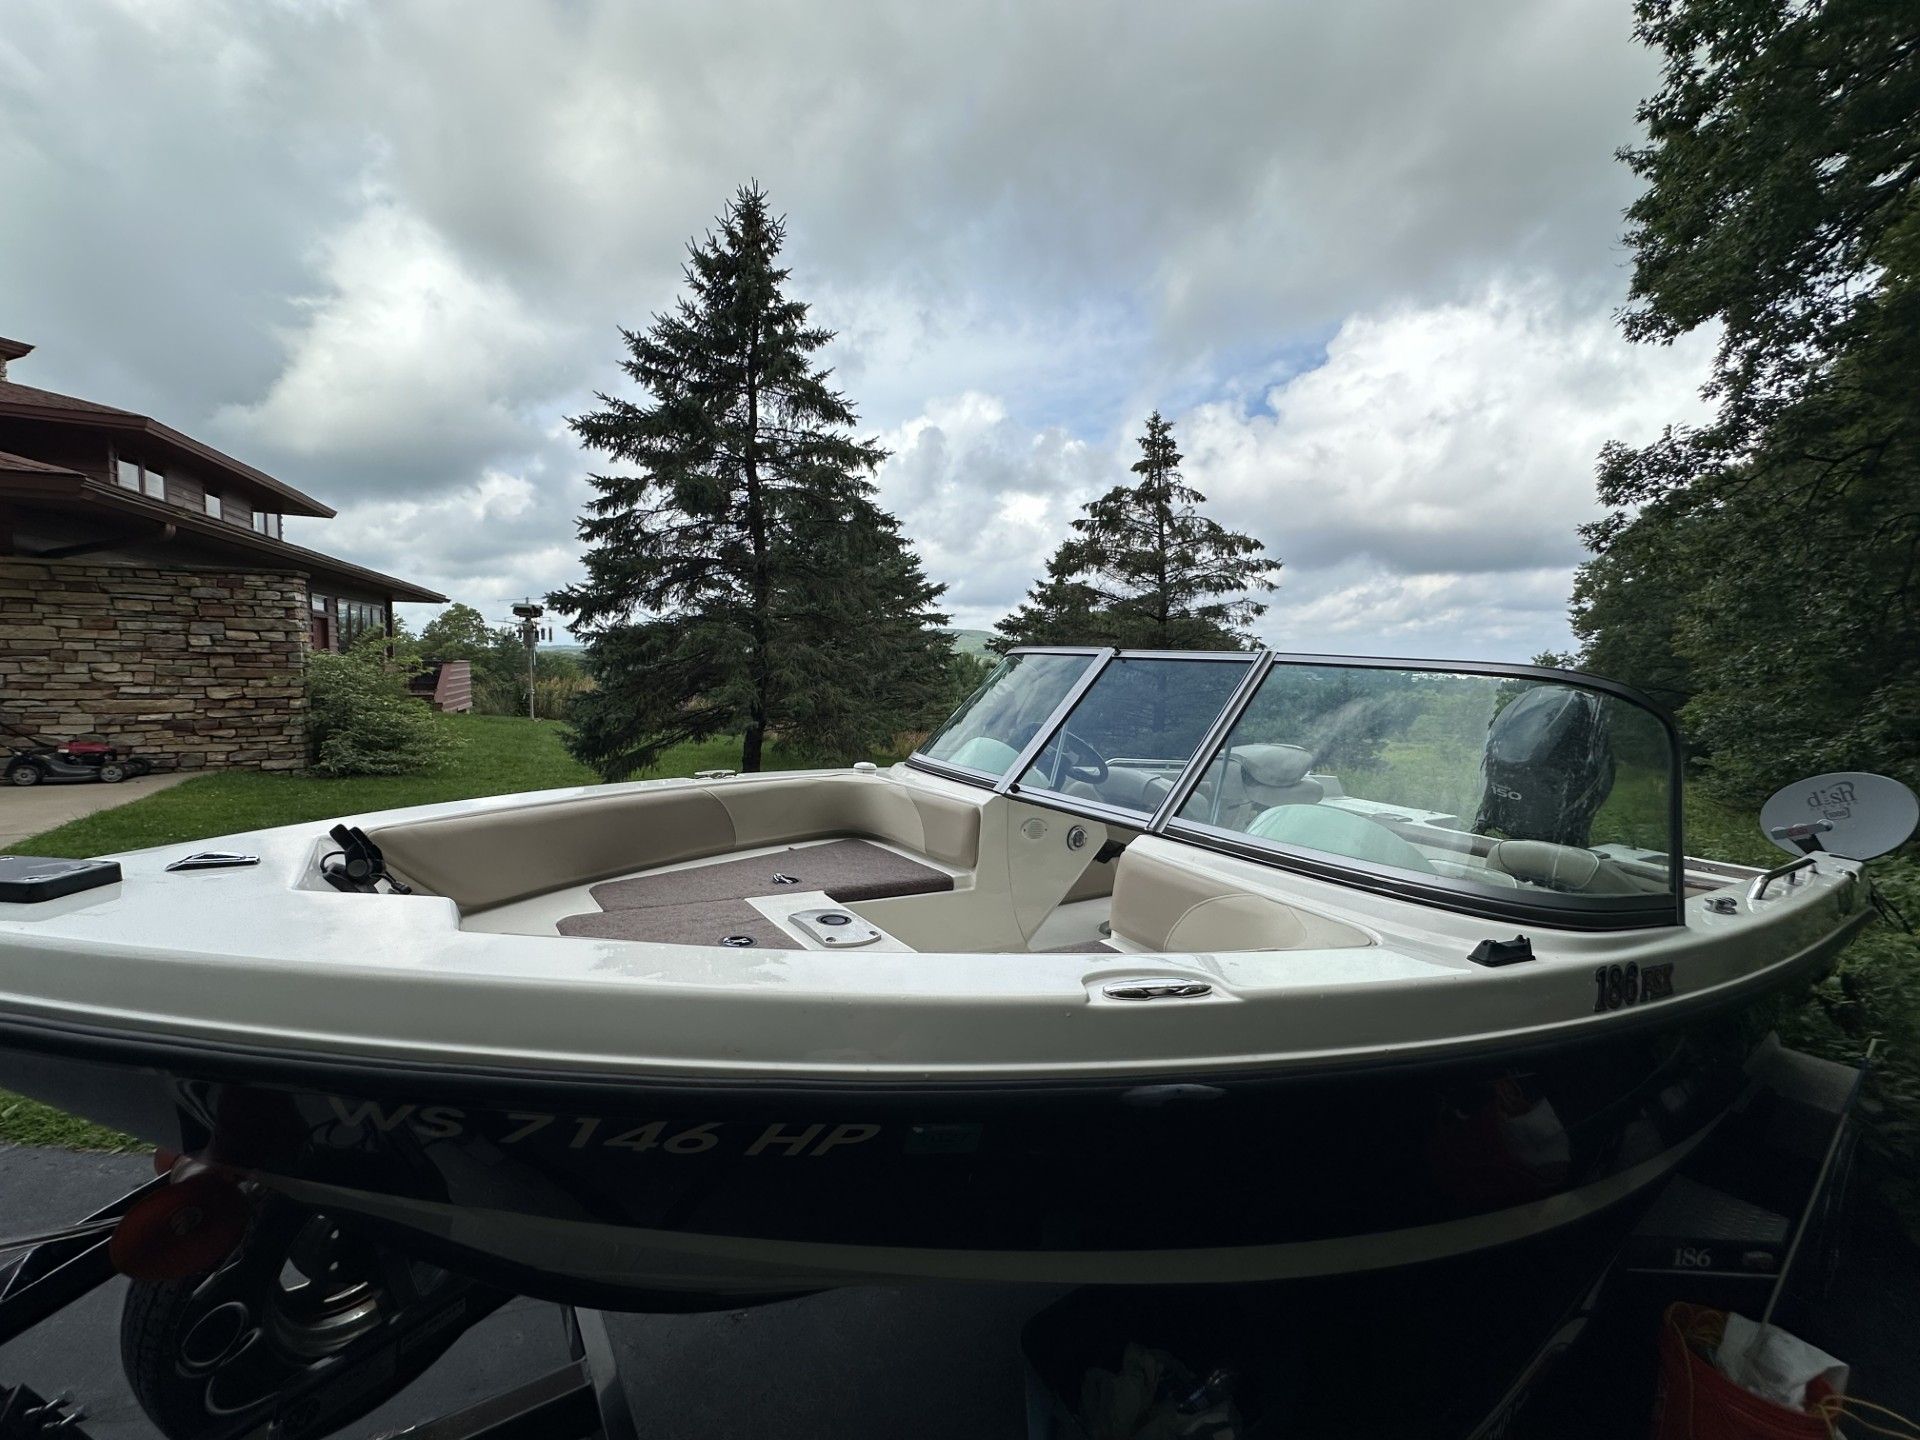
xmin=324 ymin=1099 xmax=885 ymax=1158
xmin=1590 ymin=961 xmax=1675 ymax=1013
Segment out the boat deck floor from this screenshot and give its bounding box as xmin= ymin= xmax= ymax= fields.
xmin=462 ymin=839 xmax=1116 ymax=954
xmin=558 ymin=839 xmax=952 ymax=946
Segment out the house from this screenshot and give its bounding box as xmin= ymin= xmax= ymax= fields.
xmin=0 ymin=335 xmax=445 ymax=771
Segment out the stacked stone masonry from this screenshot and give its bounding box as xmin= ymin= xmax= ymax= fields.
xmin=0 ymin=560 xmax=308 ymax=771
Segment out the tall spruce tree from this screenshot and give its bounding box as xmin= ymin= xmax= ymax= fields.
xmin=993 ymin=548 xmax=1109 ymax=649
xmin=995 ymin=411 xmax=1278 ymax=651
xmin=551 ymin=185 xmax=951 ymax=777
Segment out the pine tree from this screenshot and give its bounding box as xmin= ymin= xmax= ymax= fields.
xmin=992 ymin=548 xmax=1111 ymax=649
xmin=994 ymin=412 xmax=1278 ymax=651
xmin=550 ymin=185 xmax=951 ymax=777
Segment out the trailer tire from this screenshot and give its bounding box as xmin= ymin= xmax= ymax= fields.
xmin=120 ymin=1203 xmax=396 ymax=1440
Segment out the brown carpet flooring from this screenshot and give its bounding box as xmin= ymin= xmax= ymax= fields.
xmin=587 ymin=839 xmax=952 ymax=911
xmin=560 ymin=839 xmax=953 ymax=947
xmin=557 ymin=900 xmax=792 ymax=947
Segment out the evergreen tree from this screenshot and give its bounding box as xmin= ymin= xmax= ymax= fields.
xmin=550 ymin=185 xmax=951 ymax=777
xmin=994 ymin=412 xmax=1278 ymax=651
xmin=993 ymin=548 xmax=1110 ymax=649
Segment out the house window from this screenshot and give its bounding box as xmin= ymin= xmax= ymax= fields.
xmin=251 ymin=511 xmax=281 ymax=538
xmin=339 ymin=600 xmax=384 ymax=645
xmin=205 ymin=492 xmax=222 ymax=520
xmin=115 ymin=456 xmax=165 ymax=497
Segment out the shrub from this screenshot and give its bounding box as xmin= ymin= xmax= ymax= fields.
xmin=306 ymin=637 xmax=462 ymax=777
xmin=471 ymin=652 xmax=592 ymax=720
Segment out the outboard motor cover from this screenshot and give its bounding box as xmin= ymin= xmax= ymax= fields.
xmin=1473 ymin=686 xmax=1615 ymax=847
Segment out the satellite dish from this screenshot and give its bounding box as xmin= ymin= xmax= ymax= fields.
xmin=1760 ymin=772 xmax=1919 ymax=861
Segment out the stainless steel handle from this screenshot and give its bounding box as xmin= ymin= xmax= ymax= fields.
xmin=1749 ymin=855 xmax=1817 ymax=902
xmin=164 ymin=852 xmax=260 ymax=871
xmin=1103 ymin=980 xmax=1212 ymax=1001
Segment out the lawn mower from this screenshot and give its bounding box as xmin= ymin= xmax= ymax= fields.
xmin=4 ymin=720 xmax=158 ymax=787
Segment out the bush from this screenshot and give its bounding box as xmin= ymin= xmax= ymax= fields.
xmin=471 ymin=651 xmax=592 ymax=720
xmin=306 ymin=638 xmax=463 ymax=777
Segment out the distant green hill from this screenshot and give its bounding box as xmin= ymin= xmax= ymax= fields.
xmin=943 ymin=628 xmax=996 ymax=657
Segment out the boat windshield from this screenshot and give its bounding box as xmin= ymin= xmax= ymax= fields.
xmin=1014 ymin=655 xmax=1254 ymax=817
xmin=1170 ymin=660 xmax=1679 ymax=920
xmin=918 ymin=651 xmax=1095 ymax=778
xmin=911 ymin=649 xmax=1684 ymax=926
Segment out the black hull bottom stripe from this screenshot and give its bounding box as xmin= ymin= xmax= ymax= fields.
xmin=268 ymin=1125 xmax=1708 ymax=1291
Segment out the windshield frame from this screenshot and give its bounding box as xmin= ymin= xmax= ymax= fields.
xmin=907 ymin=647 xmax=1687 ymax=930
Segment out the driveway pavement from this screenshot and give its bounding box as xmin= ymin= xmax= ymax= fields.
xmin=0 ymin=771 xmax=191 ymax=849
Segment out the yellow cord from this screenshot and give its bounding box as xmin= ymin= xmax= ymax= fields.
xmin=1817 ymin=1394 xmax=1920 ymax=1439
xmin=1664 ymin=1303 xmax=1920 ymax=1440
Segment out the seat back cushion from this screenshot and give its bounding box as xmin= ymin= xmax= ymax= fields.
xmin=374 ymin=787 xmax=737 ymax=911
xmin=1110 ymin=844 xmax=1371 ymax=953
xmin=1247 ymin=804 xmax=1436 ymax=875
xmin=372 ymin=773 xmax=982 ymax=912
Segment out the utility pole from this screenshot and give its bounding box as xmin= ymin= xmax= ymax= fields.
xmin=511 ymin=599 xmax=546 ymax=721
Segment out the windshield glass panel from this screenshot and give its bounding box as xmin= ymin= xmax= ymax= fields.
xmin=917 ymin=652 xmax=1094 ymax=777
xmin=1173 ymin=663 xmax=1677 ymax=908
xmin=1018 ymin=657 xmax=1251 ymax=816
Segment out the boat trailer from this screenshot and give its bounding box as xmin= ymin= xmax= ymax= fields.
xmin=0 ymin=1040 xmax=1866 ymax=1440
xmin=0 ymin=1174 xmax=638 ymax=1440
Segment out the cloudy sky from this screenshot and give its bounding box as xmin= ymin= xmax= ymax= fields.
xmin=0 ymin=0 xmax=1715 ymax=658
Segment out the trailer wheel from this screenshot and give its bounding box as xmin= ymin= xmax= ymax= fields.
xmin=120 ymin=1202 xmax=401 ymax=1440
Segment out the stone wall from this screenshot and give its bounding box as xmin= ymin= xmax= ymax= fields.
xmin=0 ymin=560 xmax=308 ymax=771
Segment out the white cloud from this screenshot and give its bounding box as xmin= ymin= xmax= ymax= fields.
xmin=287 ymin=464 xmax=589 ymax=628
xmin=216 ymin=198 xmax=573 ymax=486
xmin=1180 ymin=286 xmax=1718 ymax=656
xmin=874 ymin=393 xmax=1112 ymax=630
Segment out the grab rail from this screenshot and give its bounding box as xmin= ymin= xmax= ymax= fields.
xmin=1749 ymin=854 xmax=1818 ymax=903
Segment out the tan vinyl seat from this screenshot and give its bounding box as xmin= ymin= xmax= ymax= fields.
xmin=1108 ymin=844 xmax=1371 ymax=953
xmin=1485 ymin=839 xmax=1671 ymax=896
xmin=370 ymin=774 xmax=982 ymax=912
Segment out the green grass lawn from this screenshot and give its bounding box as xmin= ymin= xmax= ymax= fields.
xmin=0 ymin=714 xmax=843 ymax=1148
xmin=2 ymin=715 xmax=845 ymax=862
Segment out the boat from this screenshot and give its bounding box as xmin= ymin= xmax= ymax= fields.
xmin=0 ymin=650 xmax=1892 ymax=1317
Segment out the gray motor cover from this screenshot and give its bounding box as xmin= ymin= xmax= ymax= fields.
xmin=1472 ymin=686 xmax=1615 ymax=848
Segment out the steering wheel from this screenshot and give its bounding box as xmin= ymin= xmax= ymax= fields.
xmin=1054 ymin=729 xmax=1109 ymax=786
